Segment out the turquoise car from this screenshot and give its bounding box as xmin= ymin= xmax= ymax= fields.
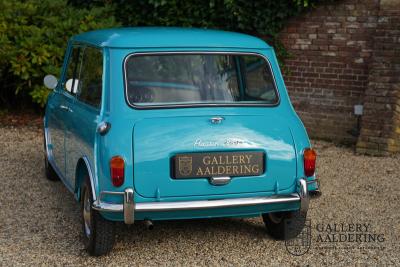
xmin=43 ymin=27 xmax=319 ymax=256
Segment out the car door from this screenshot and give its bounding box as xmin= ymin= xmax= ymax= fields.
xmin=65 ymin=46 xmax=103 ymax=187
xmin=47 ymin=45 xmax=81 ymax=182
xmin=46 ymin=89 xmax=65 ymax=177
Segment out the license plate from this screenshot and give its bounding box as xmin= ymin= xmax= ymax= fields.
xmin=172 ymin=151 xmax=264 ymax=179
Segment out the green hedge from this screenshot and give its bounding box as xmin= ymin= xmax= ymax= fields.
xmin=114 ymin=0 xmax=313 ymax=36
xmin=109 ymin=0 xmax=322 ymax=72
xmin=0 ymin=0 xmax=118 ymax=108
xmin=1 ymin=0 xmax=321 ymax=108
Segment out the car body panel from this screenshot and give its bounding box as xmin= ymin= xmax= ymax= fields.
xmin=71 ymin=27 xmax=269 ymax=49
xmin=46 ymin=92 xmax=66 ymax=178
xmin=133 ymin=113 xmax=297 ymax=198
xmin=65 ymin=100 xmax=99 ymax=190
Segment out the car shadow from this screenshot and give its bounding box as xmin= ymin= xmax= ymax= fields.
xmin=116 ymin=216 xmax=272 ymax=243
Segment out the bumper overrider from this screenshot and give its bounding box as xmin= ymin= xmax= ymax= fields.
xmin=92 ymin=178 xmax=310 ymax=224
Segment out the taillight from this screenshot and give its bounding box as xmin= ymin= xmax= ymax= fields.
xmin=110 ymin=156 xmax=124 ymax=187
xmin=303 ymin=148 xmax=316 ymax=177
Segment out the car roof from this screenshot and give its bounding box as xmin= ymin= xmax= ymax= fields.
xmin=71 ymin=27 xmax=270 ymax=49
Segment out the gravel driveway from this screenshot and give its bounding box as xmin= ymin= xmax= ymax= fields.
xmin=0 ymin=126 xmax=399 ymax=266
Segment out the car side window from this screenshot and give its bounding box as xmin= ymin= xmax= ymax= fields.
xmin=77 ymin=47 xmax=103 ymax=109
xmin=64 ymin=46 xmax=82 ymax=94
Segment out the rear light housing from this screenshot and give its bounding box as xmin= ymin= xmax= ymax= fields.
xmin=110 ymin=156 xmax=124 ymax=187
xmin=303 ymin=148 xmax=316 ymax=177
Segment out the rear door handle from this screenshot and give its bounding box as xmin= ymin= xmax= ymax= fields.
xmin=60 ymin=105 xmax=72 ymax=112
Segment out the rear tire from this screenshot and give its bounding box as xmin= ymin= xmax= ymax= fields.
xmin=43 ymin=132 xmax=59 ymax=181
xmin=81 ymin=176 xmax=115 ymax=256
xmin=262 ymin=210 xmax=307 ymax=240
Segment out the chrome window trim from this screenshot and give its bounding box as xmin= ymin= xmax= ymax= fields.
xmin=123 ymin=51 xmax=281 ymax=109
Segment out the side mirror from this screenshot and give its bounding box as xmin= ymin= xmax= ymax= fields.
xmin=43 ymin=75 xmax=58 ymax=90
xmin=65 ymin=78 xmax=80 ymax=94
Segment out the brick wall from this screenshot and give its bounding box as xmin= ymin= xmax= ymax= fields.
xmin=356 ymin=0 xmax=400 ymax=155
xmin=280 ymin=0 xmax=380 ymax=144
xmin=279 ymin=0 xmax=400 ymax=154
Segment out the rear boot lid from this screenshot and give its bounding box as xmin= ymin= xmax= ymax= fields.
xmin=133 ymin=113 xmax=297 ymax=198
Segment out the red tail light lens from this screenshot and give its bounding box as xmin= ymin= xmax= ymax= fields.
xmin=110 ymin=156 xmax=124 ymax=187
xmin=303 ymin=148 xmax=316 ymax=177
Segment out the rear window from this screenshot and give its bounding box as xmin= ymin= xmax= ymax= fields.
xmin=124 ymin=53 xmax=278 ymax=107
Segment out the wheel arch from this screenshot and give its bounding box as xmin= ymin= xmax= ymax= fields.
xmin=75 ymin=156 xmax=97 ymax=202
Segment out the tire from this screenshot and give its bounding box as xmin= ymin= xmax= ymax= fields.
xmin=262 ymin=210 xmax=307 ymax=240
xmin=81 ymin=176 xmax=115 ymax=256
xmin=43 ymin=133 xmax=59 ymax=181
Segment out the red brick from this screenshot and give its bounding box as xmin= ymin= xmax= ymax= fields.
xmin=279 ymin=0 xmax=400 ymax=154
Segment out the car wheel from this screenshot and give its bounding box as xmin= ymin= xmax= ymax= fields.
xmin=262 ymin=210 xmax=307 ymax=240
xmin=43 ymin=133 xmax=59 ymax=181
xmin=81 ymin=176 xmax=115 ymax=256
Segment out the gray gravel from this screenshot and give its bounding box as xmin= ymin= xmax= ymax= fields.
xmin=0 ymin=126 xmax=399 ymax=266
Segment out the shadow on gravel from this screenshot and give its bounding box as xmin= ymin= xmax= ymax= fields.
xmin=117 ymin=217 xmax=269 ymax=240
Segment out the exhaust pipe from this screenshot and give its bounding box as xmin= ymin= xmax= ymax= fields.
xmin=144 ymin=220 xmax=154 ymax=230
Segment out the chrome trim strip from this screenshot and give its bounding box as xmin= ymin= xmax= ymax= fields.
xmin=93 ymin=193 xmax=300 ymax=213
xmin=136 ymin=194 xmax=299 ymax=212
xmin=44 ymin=127 xmax=53 ymax=159
xmin=82 ymin=156 xmax=97 ymax=201
xmin=123 ymin=51 xmax=281 ymax=110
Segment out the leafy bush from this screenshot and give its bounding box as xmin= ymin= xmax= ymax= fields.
xmin=73 ymin=0 xmax=323 ymax=78
xmin=1 ymin=0 xmax=322 ymax=108
xmin=113 ymin=0 xmax=315 ymax=36
xmin=0 ymin=0 xmax=119 ymax=107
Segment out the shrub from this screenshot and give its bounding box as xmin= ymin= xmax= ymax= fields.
xmin=113 ymin=0 xmax=315 ymax=36
xmin=0 ymin=0 xmax=119 ymax=107
xmin=72 ymin=0 xmax=323 ymax=76
xmin=1 ymin=0 xmax=323 ymax=108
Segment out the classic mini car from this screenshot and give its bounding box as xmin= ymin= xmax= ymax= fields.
xmin=43 ymin=27 xmax=319 ymax=256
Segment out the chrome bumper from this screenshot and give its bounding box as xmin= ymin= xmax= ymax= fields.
xmin=93 ymin=178 xmax=309 ymax=224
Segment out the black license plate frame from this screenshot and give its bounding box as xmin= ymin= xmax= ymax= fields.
xmin=172 ymin=151 xmax=265 ymax=179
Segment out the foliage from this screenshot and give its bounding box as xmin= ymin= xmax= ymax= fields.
xmin=113 ymin=0 xmax=316 ymax=36
xmin=0 ymin=0 xmax=118 ymax=108
xmin=1 ymin=0 xmax=322 ymax=108
xmin=73 ymin=0 xmax=323 ymax=76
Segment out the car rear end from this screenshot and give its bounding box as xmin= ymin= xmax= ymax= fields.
xmin=93 ymin=48 xmax=317 ymax=224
